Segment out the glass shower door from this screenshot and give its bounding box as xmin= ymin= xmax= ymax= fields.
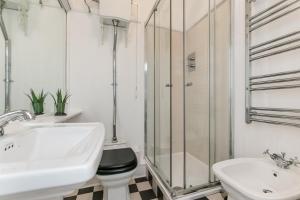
xmin=154 ymin=0 xmax=172 ymax=185
xmin=145 ymin=13 xmax=155 ymax=165
xmin=144 ymin=0 xmax=232 ymax=195
xmin=184 ymin=0 xmax=210 ymax=188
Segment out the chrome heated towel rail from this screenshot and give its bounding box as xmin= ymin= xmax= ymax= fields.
xmin=245 ymin=0 xmax=300 ymax=127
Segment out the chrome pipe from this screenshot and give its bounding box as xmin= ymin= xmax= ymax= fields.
xmin=251 ymin=107 xmax=300 ymax=113
xmin=250 ymin=37 xmax=300 ymax=56
xmin=144 ymin=0 xmax=161 ymax=27
xmin=249 ymin=0 xmax=287 ymax=21
xmin=4 ymin=40 xmax=11 ymax=113
xmin=182 ymin=0 xmax=186 ymax=189
xmin=245 ymin=0 xmax=252 ymax=124
xmin=250 ymin=0 xmax=300 ymax=26
xmin=0 ymin=2 xmax=11 ymax=113
xmin=250 ymin=76 xmax=300 ymax=85
xmin=112 ymin=19 xmax=119 ymax=143
xmin=0 ymin=7 xmax=8 ymax=39
xmin=250 ymin=84 xmax=300 ymax=91
xmin=250 ymin=112 xmax=300 ymax=120
xmin=250 ymin=6 xmax=300 ymax=32
xmin=250 ymin=69 xmax=300 ymax=80
xmin=250 ymin=31 xmax=300 ymax=50
xmin=83 ymin=0 xmax=91 ymax=13
xmin=250 ymin=44 xmax=300 ymax=61
xmin=57 ymin=0 xmax=71 ymax=12
xmin=251 ymin=118 xmax=300 ymax=128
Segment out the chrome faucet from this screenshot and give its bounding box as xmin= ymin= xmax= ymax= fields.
xmin=0 ymin=110 xmax=35 ymax=136
xmin=263 ymin=149 xmax=300 ymax=169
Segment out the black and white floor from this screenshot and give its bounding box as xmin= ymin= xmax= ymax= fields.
xmin=63 ymin=176 xmax=227 ymax=200
xmin=64 ymin=177 xmax=158 ymax=200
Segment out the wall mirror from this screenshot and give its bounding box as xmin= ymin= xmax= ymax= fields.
xmin=0 ymin=0 xmax=68 ymax=114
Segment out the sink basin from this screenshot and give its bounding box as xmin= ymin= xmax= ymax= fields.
xmin=0 ymin=123 xmax=105 ymax=200
xmin=213 ymin=158 xmax=300 ymax=200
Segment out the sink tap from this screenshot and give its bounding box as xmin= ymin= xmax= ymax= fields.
xmin=0 ymin=110 xmax=35 ymax=136
xmin=263 ymin=149 xmax=300 ymax=169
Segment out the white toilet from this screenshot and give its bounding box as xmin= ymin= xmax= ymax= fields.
xmin=96 ymin=147 xmax=138 ymax=200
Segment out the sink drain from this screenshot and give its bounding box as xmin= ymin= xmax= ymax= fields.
xmin=263 ymin=189 xmax=273 ymax=194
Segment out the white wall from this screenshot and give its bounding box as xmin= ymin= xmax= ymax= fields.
xmin=233 ymin=0 xmax=300 ymax=158
xmin=67 ymin=0 xmax=156 ymax=157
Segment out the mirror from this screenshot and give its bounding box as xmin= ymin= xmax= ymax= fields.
xmin=0 ymin=0 xmax=67 ymax=114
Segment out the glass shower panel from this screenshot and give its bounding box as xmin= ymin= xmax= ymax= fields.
xmin=145 ymin=14 xmax=155 ymax=165
xmin=0 ymin=46 xmax=4 ymax=113
xmin=144 ymin=0 xmax=232 ymax=195
xmin=155 ymin=0 xmax=172 ymax=184
xmin=171 ymin=0 xmax=184 ymax=189
xmin=214 ymin=0 xmax=231 ymax=165
xmin=184 ymin=0 xmax=210 ymax=188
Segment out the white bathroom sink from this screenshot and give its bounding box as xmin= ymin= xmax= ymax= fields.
xmin=213 ymin=158 xmax=300 ymax=200
xmin=0 ymin=123 xmax=105 ymax=200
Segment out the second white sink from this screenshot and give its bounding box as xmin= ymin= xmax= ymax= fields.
xmin=0 ymin=123 xmax=105 ymax=200
xmin=213 ymin=158 xmax=300 ymax=200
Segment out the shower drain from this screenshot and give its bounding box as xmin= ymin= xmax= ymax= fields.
xmin=263 ymin=189 xmax=273 ymax=194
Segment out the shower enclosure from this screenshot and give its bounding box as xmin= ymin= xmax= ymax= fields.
xmin=144 ymin=0 xmax=232 ymax=197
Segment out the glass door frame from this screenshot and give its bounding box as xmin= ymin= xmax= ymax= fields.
xmin=145 ymin=0 xmax=173 ymax=187
xmin=144 ymin=0 xmax=233 ymax=197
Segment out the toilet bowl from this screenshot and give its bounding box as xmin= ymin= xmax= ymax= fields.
xmin=96 ymin=148 xmax=138 ymax=200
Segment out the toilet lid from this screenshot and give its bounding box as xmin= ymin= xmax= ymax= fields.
xmin=97 ymin=148 xmax=138 ymax=175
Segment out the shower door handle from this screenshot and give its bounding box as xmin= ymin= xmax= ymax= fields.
xmin=165 ymin=83 xmax=173 ymax=87
xmin=185 ymin=82 xmax=193 ymax=87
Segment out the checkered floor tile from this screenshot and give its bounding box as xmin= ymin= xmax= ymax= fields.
xmin=64 ymin=177 xmax=157 ymax=200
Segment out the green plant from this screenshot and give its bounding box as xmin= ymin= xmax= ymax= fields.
xmin=26 ymin=89 xmax=47 ymax=115
xmin=51 ymin=89 xmax=70 ymax=116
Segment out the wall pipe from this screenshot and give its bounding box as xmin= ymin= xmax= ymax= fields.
xmin=112 ymin=19 xmax=119 ymax=143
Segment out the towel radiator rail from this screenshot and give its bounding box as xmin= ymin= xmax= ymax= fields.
xmin=245 ymin=0 xmax=300 ymax=127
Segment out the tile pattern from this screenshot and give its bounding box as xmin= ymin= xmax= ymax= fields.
xmin=64 ymin=177 xmax=158 ymax=200
xmin=64 ymin=173 xmax=228 ymax=200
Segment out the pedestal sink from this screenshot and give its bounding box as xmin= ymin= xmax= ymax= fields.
xmin=0 ymin=123 xmax=105 ymax=200
xmin=213 ymin=158 xmax=300 ymax=200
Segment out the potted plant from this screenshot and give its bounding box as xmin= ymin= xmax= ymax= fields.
xmin=26 ymin=89 xmax=47 ymax=115
xmin=51 ymin=89 xmax=70 ymax=116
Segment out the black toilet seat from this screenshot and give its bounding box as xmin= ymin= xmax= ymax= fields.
xmin=97 ymin=148 xmax=138 ymax=176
